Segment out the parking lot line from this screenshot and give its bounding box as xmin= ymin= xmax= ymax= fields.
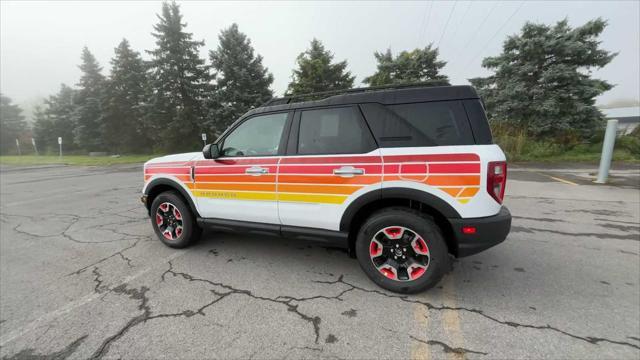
xmin=441 ymin=276 xmax=466 ymax=360
xmin=411 ymin=303 xmax=431 ymax=360
xmin=542 ymin=173 xmax=579 ymax=186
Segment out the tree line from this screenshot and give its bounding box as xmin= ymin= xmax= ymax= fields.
xmin=0 ymin=1 xmax=616 ymax=155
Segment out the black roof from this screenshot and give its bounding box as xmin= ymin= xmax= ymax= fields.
xmin=244 ymin=84 xmax=480 ymax=118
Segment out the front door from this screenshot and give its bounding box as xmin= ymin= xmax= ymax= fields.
xmin=193 ymin=112 xmax=290 ymax=224
xmin=278 ymin=106 xmax=382 ymax=231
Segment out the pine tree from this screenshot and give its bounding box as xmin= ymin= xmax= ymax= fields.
xmin=33 ymin=84 xmax=78 ymax=153
xmin=0 ymin=94 xmax=28 ymax=155
xmin=363 ymin=45 xmax=450 ymax=87
xmin=208 ymin=23 xmax=273 ymax=133
xmin=287 ymin=39 xmax=355 ymax=95
xmin=74 ymin=47 xmax=106 ymax=152
xmin=103 ymin=39 xmax=150 ymax=153
xmin=469 ymin=19 xmax=616 ymax=140
xmin=146 ymin=1 xmax=210 ymax=152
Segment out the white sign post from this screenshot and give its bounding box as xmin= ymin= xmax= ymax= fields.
xmin=15 ymin=139 xmax=21 ymax=156
xmin=58 ymin=137 xmax=63 ymax=158
xmin=201 ymin=133 xmax=207 ymax=147
xmin=31 ymin=138 xmax=38 ymax=156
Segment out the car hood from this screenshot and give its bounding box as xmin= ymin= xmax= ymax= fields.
xmin=144 ymin=152 xmax=204 ymax=166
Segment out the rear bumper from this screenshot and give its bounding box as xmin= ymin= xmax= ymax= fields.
xmin=449 ymin=206 xmax=511 ymax=257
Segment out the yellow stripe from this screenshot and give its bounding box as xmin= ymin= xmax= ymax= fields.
xmin=545 ymin=174 xmax=579 ymax=186
xmin=192 ymin=190 xmax=277 ymax=201
xmin=278 ymin=193 xmax=347 ymax=204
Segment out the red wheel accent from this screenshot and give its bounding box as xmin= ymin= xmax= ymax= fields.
xmin=412 ymin=237 xmax=429 ymax=255
xmin=156 ymin=214 xmax=164 ymax=226
xmin=173 ymin=207 xmax=182 ymax=220
xmin=162 ymin=229 xmax=173 ymax=240
xmin=175 ymin=226 xmax=183 ymax=237
xmin=383 ymin=227 xmax=404 ymax=239
xmin=370 ymin=239 xmax=383 ymax=257
xmin=409 ymin=266 xmax=426 ymax=280
xmin=380 ymin=266 xmax=397 ymax=280
xmin=159 ymin=203 xmax=169 ymax=212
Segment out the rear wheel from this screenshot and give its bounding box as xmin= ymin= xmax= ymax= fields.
xmin=150 ymin=191 xmax=201 ymax=248
xmin=355 ymin=207 xmax=449 ymax=294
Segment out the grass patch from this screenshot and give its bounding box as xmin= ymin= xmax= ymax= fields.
xmin=0 ymin=155 xmax=156 ymax=166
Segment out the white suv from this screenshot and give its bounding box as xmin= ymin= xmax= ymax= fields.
xmin=141 ymin=84 xmax=511 ymax=293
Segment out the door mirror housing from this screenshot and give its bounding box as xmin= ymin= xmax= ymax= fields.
xmin=203 ymin=143 xmax=221 ymax=159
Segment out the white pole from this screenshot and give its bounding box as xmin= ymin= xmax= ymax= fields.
xmin=16 ymin=139 xmax=21 ymax=156
xmin=31 ymin=138 xmax=38 ymax=156
xmin=58 ymin=137 xmax=63 ymax=158
xmin=201 ymin=133 xmax=207 ymax=147
xmin=595 ymin=119 xmax=618 ymax=184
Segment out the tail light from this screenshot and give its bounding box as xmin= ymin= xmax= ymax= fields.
xmin=487 ymin=161 xmax=507 ymax=204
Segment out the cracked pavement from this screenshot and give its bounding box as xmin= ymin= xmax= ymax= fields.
xmin=0 ymin=164 xmax=639 ymax=359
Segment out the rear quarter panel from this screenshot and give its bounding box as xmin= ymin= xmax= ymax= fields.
xmin=379 ymin=145 xmax=505 ymax=218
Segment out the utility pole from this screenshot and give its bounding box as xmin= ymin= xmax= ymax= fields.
xmin=15 ymin=139 xmax=21 ymax=156
xmin=595 ymin=119 xmax=618 ymax=184
xmin=58 ymin=137 xmax=63 ymax=158
xmin=31 ymin=138 xmax=38 ymax=156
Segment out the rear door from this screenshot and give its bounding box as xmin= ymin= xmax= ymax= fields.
xmin=193 ymin=111 xmax=291 ymax=224
xmin=278 ymin=106 xmax=382 ymax=231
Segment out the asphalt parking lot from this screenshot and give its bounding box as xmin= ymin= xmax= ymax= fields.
xmin=0 ymin=164 xmax=638 ymax=359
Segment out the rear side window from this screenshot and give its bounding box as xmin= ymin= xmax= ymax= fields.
xmin=297 ymin=107 xmax=376 ymax=155
xmin=360 ymin=101 xmax=474 ymax=147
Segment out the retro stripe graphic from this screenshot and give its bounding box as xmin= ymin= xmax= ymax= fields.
xmin=144 ymin=153 xmax=481 ymax=205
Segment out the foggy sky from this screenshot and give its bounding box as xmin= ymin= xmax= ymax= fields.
xmin=1 ymin=0 xmax=639 ymax=107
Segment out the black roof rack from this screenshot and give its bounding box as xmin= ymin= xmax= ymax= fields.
xmin=262 ymin=80 xmax=451 ymax=107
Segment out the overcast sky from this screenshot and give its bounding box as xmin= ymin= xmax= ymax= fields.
xmin=1 ymin=0 xmax=639 ymax=108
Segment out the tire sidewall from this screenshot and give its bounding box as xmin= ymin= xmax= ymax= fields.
xmin=150 ymin=191 xmax=196 ymax=248
xmin=355 ymin=209 xmax=449 ymax=294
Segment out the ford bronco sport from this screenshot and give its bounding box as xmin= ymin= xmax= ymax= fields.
xmin=141 ymin=84 xmax=511 ymax=293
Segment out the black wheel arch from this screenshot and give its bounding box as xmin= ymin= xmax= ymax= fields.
xmin=340 ymin=187 xmax=461 ymax=257
xmin=144 ymin=178 xmax=200 ymax=218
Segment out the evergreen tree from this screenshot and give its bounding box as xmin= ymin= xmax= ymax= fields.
xmin=208 ymin=23 xmax=273 ymax=132
xmin=363 ymin=45 xmax=450 ymax=87
xmin=33 ymin=84 xmax=78 ymax=153
xmin=469 ymin=19 xmax=616 ymax=139
xmin=0 ymin=94 xmax=28 ymax=155
xmin=103 ymin=39 xmax=150 ymax=153
xmin=146 ymin=1 xmax=210 ymax=152
xmin=287 ymin=39 xmax=355 ymax=95
xmin=74 ymin=47 xmax=106 ymax=151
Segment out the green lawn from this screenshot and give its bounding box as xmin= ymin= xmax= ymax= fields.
xmin=0 ymin=155 xmax=156 ymax=166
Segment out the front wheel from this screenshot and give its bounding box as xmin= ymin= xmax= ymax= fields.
xmin=355 ymin=207 xmax=450 ymax=294
xmin=150 ymin=191 xmax=201 ymax=248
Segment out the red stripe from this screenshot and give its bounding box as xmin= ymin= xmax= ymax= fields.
xmin=278 ymin=164 xmax=383 ymax=175
xmin=145 ymin=161 xmax=194 ymax=168
xmin=429 ymin=163 xmax=480 ymax=173
xmin=383 ymin=153 xmax=479 ymax=163
xmin=280 ymin=156 xmax=381 ymax=164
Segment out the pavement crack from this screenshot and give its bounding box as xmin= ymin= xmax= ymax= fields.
xmin=162 ymin=261 xmax=325 ymax=343
xmin=68 ymin=239 xmax=140 ymax=276
xmin=2 ymin=334 xmax=88 ymax=360
xmin=409 ymin=335 xmax=488 ymax=356
xmin=314 ymin=276 xmax=640 ymax=351
xmin=92 ymin=267 xmax=106 ymax=293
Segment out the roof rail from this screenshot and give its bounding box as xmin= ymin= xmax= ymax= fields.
xmin=261 ymin=80 xmax=451 ymax=107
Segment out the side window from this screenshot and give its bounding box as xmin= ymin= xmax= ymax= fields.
xmin=297 ymin=107 xmax=376 ymax=155
xmin=221 ymin=112 xmax=288 ymax=157
xmin=360 ymin=101 xmax=474 ymax=147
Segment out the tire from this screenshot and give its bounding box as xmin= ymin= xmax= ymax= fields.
xmin=355 ymin=207 xmax=450 ymax=294
xmin=150 ymin=191 xmax=201 ymax=248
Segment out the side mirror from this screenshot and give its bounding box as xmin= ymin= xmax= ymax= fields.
xmin=202 ymin=143 xmax=221 ymax=159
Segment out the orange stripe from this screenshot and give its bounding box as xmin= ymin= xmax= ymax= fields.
xmin=384 ymin=175 xmax=480 ymax=186
xmin=438 ymin=187 xmax=462 ymax=197
xmin=458 ymin=187 xmax=480 ymax=197
xmin=195 ymin=182 xmax=276 ymax=192
xmin=279 ymin=184 xmax=362 ymax=195
xmin=145 ymin=174 xmax=191 ymax=182
xmin=278 ymin=174 xmax=380 ymax=185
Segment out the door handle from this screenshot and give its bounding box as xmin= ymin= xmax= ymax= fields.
xmin=333 ymin=166 xmax=365 ymax=178
xmin=245 ymin=166 xmax=268 ymax=176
